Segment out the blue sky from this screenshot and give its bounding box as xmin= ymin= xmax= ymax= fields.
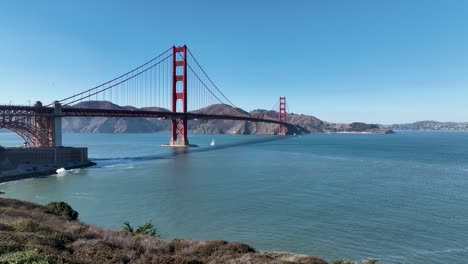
xmin=1 ymin=0 xmax=467 ymax=124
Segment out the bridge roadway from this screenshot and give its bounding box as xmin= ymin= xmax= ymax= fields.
xmin=0 ymin=105 xmax=289 ymax=126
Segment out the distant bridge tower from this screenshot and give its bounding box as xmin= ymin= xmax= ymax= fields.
xmin=279 ymin=97 xmax=287 ymax=135
xmin=169 ymin=45 xmax=190 ymax=146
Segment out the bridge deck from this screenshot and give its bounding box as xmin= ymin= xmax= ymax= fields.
xmin=62 ymin=108 xmax=287 ymax=125
xmin=0 ymin=105 xmax=288 ymax=126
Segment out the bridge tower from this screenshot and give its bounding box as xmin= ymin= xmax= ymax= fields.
xmin=169 ymin=45 xmax=190 ymax=147
xmin=279 ymin=97 xmax=287 ymax=135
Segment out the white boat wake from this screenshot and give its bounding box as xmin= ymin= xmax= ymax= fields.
xmin=56 ymin=168 xmax=66 ymax=175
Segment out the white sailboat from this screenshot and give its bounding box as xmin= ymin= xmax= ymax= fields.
xmin=210 ymin=139 xmax=215 ymax=146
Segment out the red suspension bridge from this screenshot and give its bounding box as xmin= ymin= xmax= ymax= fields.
xmin=1 ymin=46 xmax=296 ymax=148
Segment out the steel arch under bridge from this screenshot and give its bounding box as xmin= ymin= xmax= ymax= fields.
xmin=0 ymin=102 xmax=61 ymax=148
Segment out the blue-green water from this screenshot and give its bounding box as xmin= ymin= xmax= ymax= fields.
xmin=1 ymin=132 xmax=468 ymax=263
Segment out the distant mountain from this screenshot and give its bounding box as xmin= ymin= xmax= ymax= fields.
xmin=0 ymin=101 xmax=392 ymax=135
xmin=387 ymin=121 xmax=468 ymax=131
xmin=4 ymin=105 xmax=468 ymax=134
xmin=61 ymin=101 xmax=395 ymax=134
xmin=322 ymin=122 xmax=394 ymax=134
xmin=62 ymin=101 xmax=170 ymax=133
xmin=187 ymin=106 xmax=308 ymax=135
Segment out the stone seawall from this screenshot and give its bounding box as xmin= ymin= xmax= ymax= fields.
xmin=0 ymin=147 xmax=94 ymax=182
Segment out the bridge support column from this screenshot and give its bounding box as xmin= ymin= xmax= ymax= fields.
xmin=53 ymin=101 xmax=62 ymax=147
xmin=163 ymin=45 xmax=196 ymax=147
xmin=279 ymin=97 xmax=287 ymax=135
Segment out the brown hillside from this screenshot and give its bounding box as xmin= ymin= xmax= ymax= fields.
xmin=0 ymin=197 xmax=328 ymax=264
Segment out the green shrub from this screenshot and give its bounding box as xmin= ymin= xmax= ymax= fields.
xmin=121 ymin=221 xmax=134 ymax=233
xmin=44 ymin=202 xmax=78 ymax=220
xmin=122 ymin=221 xmax=160 ymax=238
xmin=135 ymin=222 xmax=158 ymax=237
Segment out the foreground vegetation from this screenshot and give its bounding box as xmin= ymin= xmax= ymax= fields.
xmin=0 ymin=197 xmax=331 ymax=264
xmin=0 ymin=197 xmax=383 ymax=264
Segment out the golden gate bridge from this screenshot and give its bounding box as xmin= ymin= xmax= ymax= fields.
xmin=0 ymin=46 xmax=295 ymax=148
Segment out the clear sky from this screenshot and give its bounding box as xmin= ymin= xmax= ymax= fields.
xmin=1 ymin=0 xmax=467 ymax=124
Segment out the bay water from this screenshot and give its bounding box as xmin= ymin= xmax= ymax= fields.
xmin=1 ymin=132 xmax=468 ymax=263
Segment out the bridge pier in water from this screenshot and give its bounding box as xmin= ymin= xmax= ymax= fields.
xmin=163 ymin=45 xmax=198 ymax=147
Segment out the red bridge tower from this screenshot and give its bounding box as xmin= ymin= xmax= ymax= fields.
xmin=167 ymin=45 xmax=191 ymax=147
xmin=279 ymin=97 xmax=287 ymax=135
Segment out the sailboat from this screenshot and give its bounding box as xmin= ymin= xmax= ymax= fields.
xmin=210 ymin=139 xmax=215 ymax=146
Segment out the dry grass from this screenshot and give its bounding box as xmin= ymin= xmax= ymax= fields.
xmin=0 ymin=197 xmax=329 ymax=264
